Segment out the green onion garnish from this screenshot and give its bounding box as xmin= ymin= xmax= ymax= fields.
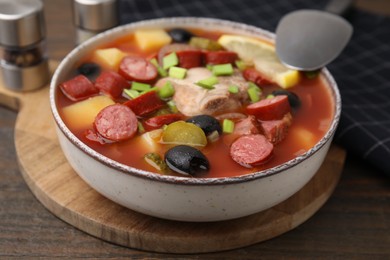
xmin=158 ymin=81 xmax=175 ymax=98
xmin=138 ymin=121 xmax=145 ymax=134
xmin=223 ymin=119 xmax=235 ymax=134
xmin=266 ymin=94 xmax=275 ymax=99
xmin=212 ymin=63 xmax=234 ymax=76
xmin=247 ymin=86 xmax=260 ymax=102
xmin=248 ymin=81 xmax=258 ymax=89
xmin=167 ymin=100 xmax=178 ymax=113
xmin=228 ymin=85 xmax=239 ymax=94
xmin=235 ymin=60 xmax=247 ymax=71
xmin=123 ymin=89 xmax=140 ymax=99
xmin=303 ymin=69 xmax=320 ymax=79
xmin=196 ymin=76 xmax=218 ymax=89
xmin=168 ymin=66 xmax=187 ymax=79
xmin=132 ymin=81 xmax=151 ymax=92
xmin=150 ymin=58 xmax=168 ymax=77
xmin=163 ymin=52 xmax=179 ymax=70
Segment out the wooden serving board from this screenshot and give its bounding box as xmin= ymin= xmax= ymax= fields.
xmin=0 ymin=62 xmax=346 ymax=253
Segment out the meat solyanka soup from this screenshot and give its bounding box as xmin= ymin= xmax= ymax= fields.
xmin=56 ymin=28 xmax=334 ymax=178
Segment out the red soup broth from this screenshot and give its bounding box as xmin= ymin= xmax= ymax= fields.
xmin=56 ymin=29 xmax=334 ymax=178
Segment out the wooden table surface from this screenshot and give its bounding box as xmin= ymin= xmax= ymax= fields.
xmin=1 ymin=0 xmax=389 ymax=258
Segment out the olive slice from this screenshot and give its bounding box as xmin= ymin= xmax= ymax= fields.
xmin=186 ymin=115 xmax=222 ymax=136
xmin=77 ymin=62 xmax=101 ymax=80
xmin=164 ymin=145 xmax=210 ymax=177
xmin=272 ymin=89 xmax=301 ymax=109
xmin=168 ymin=28 xmax=193 ymax=43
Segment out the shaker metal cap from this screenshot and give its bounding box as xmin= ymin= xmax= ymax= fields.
xmin=0 ymin=0 xmax=45 ymax=47
xmin=73 ymin=0 xmax=118 ymax=31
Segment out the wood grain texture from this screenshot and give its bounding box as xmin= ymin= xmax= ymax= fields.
xmin=1 ymin=68 xmax=344 ymax=253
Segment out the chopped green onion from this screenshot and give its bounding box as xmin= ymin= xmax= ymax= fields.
xmin=303 ymin=69 xmax=320 ymax=79
xmin=223 ymin=119 xmax=235 ymax=134
xmin=169 ymin=66 xmax=187 ymax=79
xmin=228 ymin=85 xmax=239 ymax=94
xmin=123 ymin=88 xmax=140 ymax=99
xmin=140 ymin=86 xmax=158 ymax=94
xmin=144 ymin=153 xmax=169 ymax=173
xmin=132 ymin=81 xmax=151 ymax=92
xmin=266 ymin=94 xmax=275 ymax=99
xmin=196 ymin=76 xmax=218 ymax=89
xmin=163 ymin=52 xmax=179 ymax=70
xmin=212 ymin=63 xmax=234 ymax=76
xmin=206 ymin=64 xmax=214 ymax=71
xmin=207 ymin=130 xmax=220 ymax=142
xmin=248 ymin=81 xmax=258 ymax=89
xmin=159 ymin=81 xmax=175 ymax=98
xmin=167 ymin=100 xmax=178 ymax=113
xmin=248 ymin=86 xmax=261 ymax=102
xmin=138 ymin=121 xmax=145 ymax=134
xmin=150 ymin=58 xmax=168 ymax=77
xmin=189 ymin=37 xmax=222 ymax=51
xmin=235 ymin=60 xmax=247 ymax=71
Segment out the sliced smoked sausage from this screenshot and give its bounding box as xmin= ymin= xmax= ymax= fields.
xmin=246 ymin=95 xmax=291 ymax=121
xmin=119 ymin=56 xmax=158 ymax=83
xmin=94 ymin=104 xmax=138 ymax=142
xmin=60 ymin=75 xmax=98 ymax=101
xmin=230 ymin=134 xmax=273 ymax=167
xmin=95 ymin=71 xmax=129 ymax=98
xmin=204 ymin=51 xmax=238 ymax=65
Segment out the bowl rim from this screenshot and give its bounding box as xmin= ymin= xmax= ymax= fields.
xmin=50 ymin=17 xmax=341 ymax=186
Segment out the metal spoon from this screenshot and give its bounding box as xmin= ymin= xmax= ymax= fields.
xmin=275 ymin=0 xmax=353 ymax=71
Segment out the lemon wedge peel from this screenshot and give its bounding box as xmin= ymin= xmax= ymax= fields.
xmin=218 ymin=35 xmax=300 ymax=88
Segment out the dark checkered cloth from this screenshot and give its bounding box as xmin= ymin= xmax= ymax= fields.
xmin=119 ymin=0 xmax=390 ymax=176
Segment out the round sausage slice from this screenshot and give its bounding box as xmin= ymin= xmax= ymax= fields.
xmin=119 ymin=56 xmax=158 ymax=83
xmin=230 ymin=134 xmax=273 ymax=167
xmin=246 ymin=95 xmax=291 ymax=121
xmin=94 ymin=104 xmax=138 ymax=142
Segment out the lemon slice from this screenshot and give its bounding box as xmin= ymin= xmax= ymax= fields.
xmin=218 ymin=35 xmax=300 ymax=88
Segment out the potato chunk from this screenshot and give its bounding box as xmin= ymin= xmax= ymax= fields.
xmin=62 ymin=96 xmax=115 ymax=130
xmin=92 ymin=48 xmax=127 ymax=70
xmin=290 ymin=126 xmax=317 ymax=151
xmin=134 ymin=29 xmax=172 ymax=52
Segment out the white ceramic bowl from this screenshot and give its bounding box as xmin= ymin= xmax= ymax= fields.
xmin=50 ymin=17 xmax=341 ymax=222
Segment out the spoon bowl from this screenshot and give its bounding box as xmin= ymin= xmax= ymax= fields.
xmin=276 ymin=9 xmax=353 ymax=71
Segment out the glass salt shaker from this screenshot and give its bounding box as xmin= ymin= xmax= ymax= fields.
xmin=73 ymin=0 xmax=119 ymax=45
xmin=0 ymin=0 xmax=50 ymax=91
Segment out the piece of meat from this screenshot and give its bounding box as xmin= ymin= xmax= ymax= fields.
xmin=95 ymin=71 xmax=129 ymax=99
xmin=156 ymin=68 xmax=249 ymax=116
xmin=230 ymin=134 xmax=274 ymax=167
xmin=233 ymin=115 xmax=261 ymax=136
xmin=176 ymin=50 xmax=203 ymax=68
xmin=261 ymin=113 xmax=292 ymax=144
xmin=204 ymin=51 xmax=238 ymax=65
xmin=94 ymin=104 xmax=138 ymax=142
xmin=243 ymin=68 xmax=273 ymax=86
xmin=246 ymin=95 xmax=291 ymax=121
xmin=143 ymin=114 xmax=183 ymax=131
xmin=123 ymin=91 xmax=166 ymax=116
xmin=158 ymin=43 xmax=199 ymax=66
xmin=119 ymin=56 xmax=158 ymax=83
xmin=60 ymin=75 xmax=98 ymax=101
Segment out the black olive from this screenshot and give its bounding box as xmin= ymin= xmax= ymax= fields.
xmin=165 ymin=145 xmax=210 ymax=177
xmin=272 ymin=89 xmax=301 ymax=109
xmin=168 ymin=28 xmax=193 ymax=43
xmin=77 ymin=62 xmax=101 ymax=80
xmin=186 ymin=115 xmax=222 ymax=136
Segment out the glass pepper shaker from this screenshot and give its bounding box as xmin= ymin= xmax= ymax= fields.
xmin=0 ymin=0 xmax=50 ymax=91
xmin=73 ymin=0 xmax=119 ymax=45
